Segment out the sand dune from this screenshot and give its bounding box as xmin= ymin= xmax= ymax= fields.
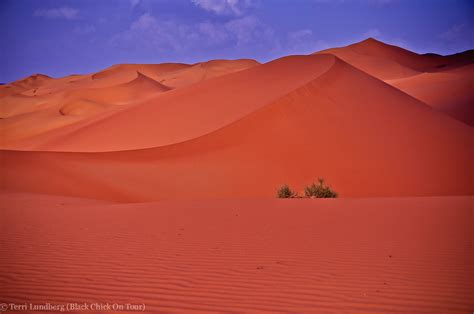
xmin=0 ymin=71 xmax=164 ymax=119
xmin=0 ymin=72 xmax=167 ymax=145
xmin=316 ymin=38 xmax=474 ymax=125
xmin=155 ymin=59 xmax=261 ymax=89
xmin=0 ymin=59 xmax=260 ymax=146
xmin=1 ymin=193 xmax=472 ymax=312
xmin=387 ymin=64 xmax=474 ymax=125
xmin=88 ymin=59 xmax=258 ymax=89
xmin=3 ymin=55 xmax=333 ymax=151
xmin=0 ymin=73 xmax=52 ymax=99
xmin=316 ymin=38 xmax=474 ymax=80
xmin=62 ymin=72 xmax=170 ymax=105
xmin=1 ymin=55 xmax=472 ymax=201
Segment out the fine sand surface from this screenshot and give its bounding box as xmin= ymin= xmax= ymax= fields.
xmin=0 ymin=193 xmax=472 ymax=313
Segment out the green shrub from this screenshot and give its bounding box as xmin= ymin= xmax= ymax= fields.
xmin=277 ymin=184 xmax=293 ymax=198
xmin=304 ymin=178 xmax=337 ymax=198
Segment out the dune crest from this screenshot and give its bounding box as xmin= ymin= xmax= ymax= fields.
xmin=387 ymin=64 xmax=474 ymax=125
xmin=0 ymin=40 xmax=472 ymax=200
xmin=316 ymin=38 xmax=474 ymax=124
xmin=3 ymin=55 xmax=333 ymax=151
xmin=1 ymin=56 xmax=472 ymax=201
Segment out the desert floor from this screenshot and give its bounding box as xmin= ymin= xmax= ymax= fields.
xmin=1 ymin=193 xmax=472 ymax=312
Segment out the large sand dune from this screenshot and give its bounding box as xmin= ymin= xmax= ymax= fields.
xmin=387 ymin=64 xmax=474 ymax=125
xmin=5 ymin=55 xmax=335 ymax=151
xmin=317 ymin=38 xmax=473 ymax=79
xmin=0 ymin=59 xmax=260 ymax=147
xmin=315 ymin=38 xmax=474 ymax=125
xmin=1 ymin=55 xmax=472 ymax=201
xmin=1 ymin=193 xmax=472 ymax=312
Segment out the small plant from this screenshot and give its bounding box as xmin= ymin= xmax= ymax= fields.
xmin=277 ymin=184 xmax=293 ymax=198
xmin=304 ymin=177 xmax=338 ymax=198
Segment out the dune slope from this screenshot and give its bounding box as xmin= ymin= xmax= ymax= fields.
xmin=0 ymin=56 xmax=472 ymax=201
xmin=316 ymin=38 xmax=474 ymax=80
xmin=387 ymin=64 xmax=474 ymax=126
xmin=316 ymin=38 xmax=474 ymax=125
xmin=4 ymin=55 xmax=335 ymax=151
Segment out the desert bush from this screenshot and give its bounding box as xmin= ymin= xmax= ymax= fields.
xmin=304 ymin=178 xmax=338 ymax=198
xmin=277 ymin=184 xmax=293 ymax=198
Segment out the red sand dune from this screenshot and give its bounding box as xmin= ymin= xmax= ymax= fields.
xmin=1 ymin=55 xmax=333 ymax=151
xmin=0 ymin=59 xmax=259 ymax=148
xmin=387 ymin=64 xmax=474 ymax=125
xmin=60 ymin=72 xmax=170 ymax=106
xmin=154 ymin=59 xmax=261 ymax=89
xmin=316 ymin=38 xmax=474 ymax=80
xmin=0 ymin=73 xmax=52 ymax=99
xmin=0 ymin=193 xmax=472 ymax=312
xmin=0 ymin=55 xmax=472 ymax=201
xmin=315 ymin=38 xmax=474 ymax=125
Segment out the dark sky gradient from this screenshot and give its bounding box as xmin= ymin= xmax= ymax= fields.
xmin=1 ymin=0 xmax=473 ymax=82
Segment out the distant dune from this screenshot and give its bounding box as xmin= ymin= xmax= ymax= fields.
xmin=387 ymin=64 xmax=474 ymax=125
xmin=316 ymin=38 xmax=474 ymax=125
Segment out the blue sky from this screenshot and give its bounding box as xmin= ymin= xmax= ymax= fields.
xmin=1 ymin=0 xmax=473 ymax=82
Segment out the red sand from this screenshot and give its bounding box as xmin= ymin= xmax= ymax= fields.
xmin=316 ymin=38 xmax=474 ymax=125
xmin=1 ymin=55 xmax=472 ymax=201
xmin=0 ymin=193 xmax=472 ymax=312
xmin=387 ymin=64 xmax=474 ymax=125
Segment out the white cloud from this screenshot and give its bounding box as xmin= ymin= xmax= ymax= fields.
xmin=110 ymin=11 xmax=338 ymax=60
xmin=111 ymin=12 xmax=275 ymax=53
xmin=33 ymin=7 xmax=79 ymax=20
xmin=225 ymin=16 xmax=260 ymax=45
xmin=191 ymin=0 xmax=255 ymax=16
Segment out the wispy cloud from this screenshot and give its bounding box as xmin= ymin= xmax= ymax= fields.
xmin=111 ymin=12 xmax=275 ymax=54
xmin=33 ymin=7 xmax=79 ymax=20
xmin=191 ymin=0 xmax=255 ymax=16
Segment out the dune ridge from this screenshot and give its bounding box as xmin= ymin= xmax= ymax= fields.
xmin=1 ymin=55 xmax=472 ymax=201
xmin=1 ymin=55 xmax=335 ymax=151
xmin=315 ymin=38 xmax=474 ymax=125
xmin=387 ymin=64 xmax=474 ymax=125
xmin=317 ymin=38 xmax=474 ymax=79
